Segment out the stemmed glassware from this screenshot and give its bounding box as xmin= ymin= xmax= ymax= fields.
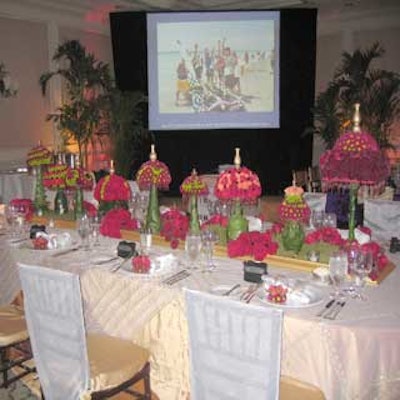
xmin=328 ymin=250 xmax=348 ymax=299
xmin=77 ymin=213 xmax=91 ymax=251
xmin=201 ymin=229 xmax=219 ymax=272
xmin=185 ymin=233 xmax=202 ymax=269
xmin=351 ymin=249 xmax=373 ymax=300
xmin=90 ymin=213 xmax=102 ymax=247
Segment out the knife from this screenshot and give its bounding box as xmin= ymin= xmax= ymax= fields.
xmin=51 ymin=247 xmax=80 ymax=257
xmin=327 ymin=301 xmax=346 ymax=320
xmin=223 ymin=284 xmax=241 ymax=296
xmin=316 ymin=299 xmax=335 ymax=317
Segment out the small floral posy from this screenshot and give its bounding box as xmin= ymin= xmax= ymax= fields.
xmin=132 ymin=255 xmax=151 ymax=273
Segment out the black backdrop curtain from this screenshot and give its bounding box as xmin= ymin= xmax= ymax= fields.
xmin=110 ymin=9 xmax=317 ymax=195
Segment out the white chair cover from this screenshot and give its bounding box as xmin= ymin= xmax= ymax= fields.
xmin=364 ymin=199 xmax=400 ymax=241
xmin=303 ymin=192 xmax=327 ymax=213
xmin=185 ymin=289 xmax=283 ymax=400
xmin=18 ymin=263 xmax=90 ymax=400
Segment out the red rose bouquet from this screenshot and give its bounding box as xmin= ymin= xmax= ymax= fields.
xmin=100 ymin=208 xmax=139 ymax=239
xmin=132 ymin=255 xmax=151 ymax=274
xmin=160 ymin=208 xmax=189 ymax=248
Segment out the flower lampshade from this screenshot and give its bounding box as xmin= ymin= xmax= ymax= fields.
xmin=319 ymin=104 xmax=390 ymax=240
xmin=215 ymin=148 xmax=262 ymax=240
xmin=42 ymin=164 xmax=69 ymax=189
xmin=278 ymin=183 xmax=311 ymax=224
xmin=26 ymin=141 xmax=52 ymax=169
xmin=136 ymin=145 xmax=172 ymax=233
xmin=214 ymin=148 xmax=262 ymax=203
xmin=94 ymin=173 xmax=131 ymax=210
xmin=180 ymin=169 xmax=208 ymax=234
xmin=65 ymin=167 xmax=93 ymax=190
xmin=136 ymin=145 xmax=172 ymax=191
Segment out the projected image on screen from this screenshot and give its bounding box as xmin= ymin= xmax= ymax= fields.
xmin=147 ymin=11 xmax=280 ymax=131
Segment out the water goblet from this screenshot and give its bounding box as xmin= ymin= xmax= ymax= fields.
xmin=328 ymin=250 xmax=348 ymax=299
xmin=140 ymin=227 xmax=152 ymax=256
xmin=346 ymin=246 xmax=364 ymax=299
xmin=5 ymin=204 xmax=19 ymax=237
xmin=352 ymin=249 xmax=373 ymax=300
xmin=201 ymin=229 xmax=219 ymax=272
xmin=90 ymin=214 xmax=102 ymax=247
xmin=323 ymin=213 xmax=337 ymax=228
xmin=311 ymin=210 xmax=325 ymax=230
xmin=77 ymin=214 xmax=91 ymax=251
xmin=185 ymin=233 xmax=202 ymax=269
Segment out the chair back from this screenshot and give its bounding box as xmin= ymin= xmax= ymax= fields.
xmin=185 ymin=289 xmax=283 ymax=400
xmin=364 ymin=199 xmax=400 ymax=241
xmin=18 ymin=264 xmax=90 ymax=400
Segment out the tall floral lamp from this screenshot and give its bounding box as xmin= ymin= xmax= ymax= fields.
xmin=319 ymin=104 xmax=390 ymax=241
xmin=136 ymin=145 xmax=171 ymax=233
xmin=94 ymin=161 xmax=132 ymax=213
xmin=180 ymin=169 xmax=209 ymax=234
xmin=214 ymin=148 xmax=262 ymax=240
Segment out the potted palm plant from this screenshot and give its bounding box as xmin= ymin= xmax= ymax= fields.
xmin=39 ymin=40 xmax=113 ymax=165
xmin=307 ymin=42 xmax=400 ymax=149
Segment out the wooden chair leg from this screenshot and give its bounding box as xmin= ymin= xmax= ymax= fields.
xmin=143 ymin=362 xmax=151 ymax=400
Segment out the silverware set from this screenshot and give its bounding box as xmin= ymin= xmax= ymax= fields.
xmin=240 ymin=284 xmax=260 ymax=303
xmin=162 ymin=270 xmax=191 ymax=286
xmin=317 ymin=299 xmax=346 ymax=320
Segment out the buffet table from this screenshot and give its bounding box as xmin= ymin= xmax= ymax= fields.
xmin=1 ymin=227 xmax=400 ymax=400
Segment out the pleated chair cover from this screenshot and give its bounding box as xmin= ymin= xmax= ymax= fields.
xmin=18 ymin=264 xmax=90 ymax=400
xmin=364 ymin=199 xmax=400 ymax=241
xmin=185 ymin=289 xmax=283 ymax=400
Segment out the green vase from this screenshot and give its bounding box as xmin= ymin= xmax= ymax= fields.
xmin=33 ymin=165 xmax=47 ymax=215
xmin=74 ymin=187 xmax=84 ymax=219
xmin=189 ymin=195 xmax=201 ymax=234
xmin=227 ymin=200 xmax=248 ymax=241
xmin=281 ymin=220 xmax=305 ymax=254
xmin=54 ymin=188 xmax=68 ymax=215
xmin=145 ymin=184 xmax=161 ymax=233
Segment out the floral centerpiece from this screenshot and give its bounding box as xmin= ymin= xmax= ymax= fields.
xmin=136 ymin=145 xmax=172 ymax=233
xmin=214 ymin=148 xmax=262 ymax=240
xmin=160 ymin=208 xmax=189 ymax=249
xmin=42 ymin=164 xmax=69 ymax=215
xmin=94 ymin=164 xmax=132 ymax=213
xmin=99 ymin=208 xmax=139 ymax=239
xmin=27 ymin=141 xmax=53 ymax=214
xmin=180 ymin=169 xmax=208 ymax=234
xmin=201 ymin=214 xmax=229 ymax=245
xmin=278 ymin=181 xmax=311 ymax=254
xmin=319 ymin=104 xmax=390 ymax=241
xmin=131 ymin=255 xmax=151 ymax=273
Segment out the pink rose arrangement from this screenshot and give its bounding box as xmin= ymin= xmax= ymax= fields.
xmin=136 ymin=160 xmax=172 ymax=191
xmin=100 ymin=208 xmax=139 ymax=239
xmin=227 ymin=230 xmax=279 ymax=261
xmin=9 ymin=198 xmax=34 ymax=221
xmin=132 ymin=255 xmax=151 ymax=274
xmin=214 ymin=166 xmax=262 ymax=202
xmin=83 ymin=201 xmax=97 ymax=218
xmin=304 ymin=227 xmax=345 ymax=246
xmin=160 ymin=208 xmax=189 ymax=248
xmin=180 ymin=170 xmax=209 ymax=196
xmin=94 ymin=174 xmax=131 ymax=202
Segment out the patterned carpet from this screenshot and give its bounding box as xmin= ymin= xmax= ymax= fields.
xmin=0 ymin=366 xmax=40 ymax=400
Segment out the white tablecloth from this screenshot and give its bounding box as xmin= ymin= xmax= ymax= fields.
xmin=1 ymin=232 xmax=400 ymax=400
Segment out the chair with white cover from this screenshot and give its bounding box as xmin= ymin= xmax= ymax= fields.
xmin=185 ymin=289 xmax=283 ymax=399
xmin=364 ymin=199 xmax=400 ymax=242
xmin=185 ymin=289 xmax=326 ymax=400
xmin=18 ymin=263 xmax=151 ymax=400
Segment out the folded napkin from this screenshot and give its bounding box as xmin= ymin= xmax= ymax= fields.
xmin=339 ymin=228 xmax=371 ymax=245
xmin=289 ymin=289 xmax=310 ymax=305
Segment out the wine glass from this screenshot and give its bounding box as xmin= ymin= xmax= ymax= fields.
xmin=352 ymin=249 xmax=373 ymax=300
xmin=311 ymin=210 xmax=325 ymax=230
xmin=185 ymin=233 xmax=202 ymax=269
xmin=77 ymin=214 xmax=91 ymax=251
xmin=201 ymin=229 xmax=219 ymax=272
xmin=90 ymin=213 xmax=102 ymax=247
xmin=5 ymin=204 xmax=19 ymax=237
xmin=328 ymin=250 xmax=348 ymax=299
xmin=346 ymin=246 xmax=365 ymax=299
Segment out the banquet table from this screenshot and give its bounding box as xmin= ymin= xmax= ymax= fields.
xmin=1 ymin=229 xmax=400 ymax=400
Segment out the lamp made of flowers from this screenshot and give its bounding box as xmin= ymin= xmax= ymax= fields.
xmin=319 ymin=103 xmax=390 ymax=241
xmin=278 ymin=181 xmax=311 ymax=253
xmin=94 ymin=161 xmax=132 ymax=213
xmin=136 ymin=145 xmax=172 ymax=233
xmin=26 ymin=141 xmax=53 ymax=215
xmin=65 ymin=156 xmax=94 ymax=219
xmin=180 ymin=169 xmax=209 ymax=234
xmin=42 ymin=163 xmax=70 ymax=215
xmin=214 ymin=148 xmax=262 ymax=241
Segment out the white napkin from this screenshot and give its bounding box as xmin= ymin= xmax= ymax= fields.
xmin=289 ymin=289 xmax=310 ymax=305
xmin=339 ymin=228 xmax=371 ymax=245
xmin=246 ymin=216 xmax=263 ymax=232
xmin=152 ymin=254 xmax=177 ymax=272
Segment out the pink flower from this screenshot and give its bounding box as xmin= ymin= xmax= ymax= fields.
xmin=160 ymin=209 xmax=189 ymax=243
xmin=94 ymin=174 xmax=131 ymax=202
xmin=136 ymin=160 xmax=171 ymax=190
xmin=100 ymin=208 xmax=139 ymax=238
xmin=10 ymin=198 xmax=34 ymax=221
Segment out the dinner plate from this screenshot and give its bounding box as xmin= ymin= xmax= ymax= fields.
xmin=20 ymin=240 xmax=78 ymax=253
xmin=121 ymin=254 xmax=178 ymax=277
xmin=257 ymin=285 xmax=325 ymax=308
